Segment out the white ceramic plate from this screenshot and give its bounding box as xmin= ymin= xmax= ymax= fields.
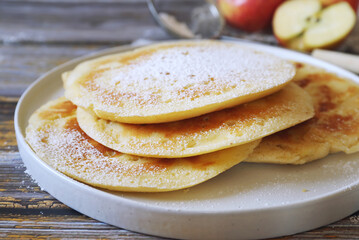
xmin=15 ymin=40 xmax=359 ymax=240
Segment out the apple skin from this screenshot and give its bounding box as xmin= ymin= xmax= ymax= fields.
xmin=320 ymin=0 xmax=358 ymax=11
xmin=276 ymin=32 xmax=351 ymax=52
xmin=218 ymin=0 xmax=285 ymax=32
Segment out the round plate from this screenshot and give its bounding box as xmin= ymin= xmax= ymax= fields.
xmin=15 ymin=40 xmax=359 ymax=240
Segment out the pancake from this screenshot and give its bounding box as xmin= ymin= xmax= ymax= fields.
xmin=25 ymin=97 xmax=260 ymax=192
xmin=76 ymin=83 xmax=314 ymax=158
xmin=246 ymin=63 xmax=359 ymax=165
xmin=63 ymin=40 xmax=295 ymax=124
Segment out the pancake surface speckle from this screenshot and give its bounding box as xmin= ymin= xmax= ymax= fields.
xmin=77 ymin=83 xmax=314 ymax=158
xmin=63 ymin=40 xmax=296 ymax=123
xmin=26 ymin=98 xmax=260 ymax=192
xmin=246 ymin=63 xmax=359 ymax=165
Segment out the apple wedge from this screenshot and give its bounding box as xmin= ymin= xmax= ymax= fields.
xmin=273 ymin=0 xmax=357 ymax=51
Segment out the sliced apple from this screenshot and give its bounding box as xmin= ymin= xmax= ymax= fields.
xmin=304 ymin=2 xmax=357 ymax=49
xmin=273 ymin=0 xmax=357 ymax=51
xmin=273 ymin=0 xmax=321 ymax=41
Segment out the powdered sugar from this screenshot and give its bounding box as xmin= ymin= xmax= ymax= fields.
xmin=67 ymin=41 xmax=295 ymax=122
xmin=26 ymin=117 xmax=132 ymax=179
xmin=77 ymin=83 xmax=313 ymax=158
xmin=102 ymin=43 xmax=292 ymax=103
xmin=25 ymin=97 xmax=260 ymax=191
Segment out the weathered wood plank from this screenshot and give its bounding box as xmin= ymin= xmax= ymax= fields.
xmin=0 ymin=214 xmax=164 ymax=239
xmin=0 ymin=97 xmax=19 ymax=151
xmin=0 ymin=1 xmax=197 ymax=44
xmin=1 ymin=210 xmax=359 ymax=239
xmin=0 ymin=152 xmax=62 ymax=208
xmin=0 ymin=122 xmax=17 ymax=151
xmin=0 ymin=43 xmax=114 ymax=96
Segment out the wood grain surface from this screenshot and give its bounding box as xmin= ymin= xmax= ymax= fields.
xmin=1 ymin=1 xmax=359 ymax=239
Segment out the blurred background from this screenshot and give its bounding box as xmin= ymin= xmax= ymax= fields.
xmin=1 ymin=0 xmax=358 ymax=95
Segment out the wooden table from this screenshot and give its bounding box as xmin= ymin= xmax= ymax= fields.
xmin=1 ymin=1 xmax=359 ymax=239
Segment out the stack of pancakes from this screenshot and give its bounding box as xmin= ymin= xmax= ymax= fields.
xmin=26 ymin=40 xmax=359 ymax=192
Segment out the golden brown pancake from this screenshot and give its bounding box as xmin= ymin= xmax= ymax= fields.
xmin=63 ymin=40 xmax=295 ymax=124
xmin=246 ymin=63 xmax=359 ymax=164
xmin=76 ymin=83 xmax=314 ymax=158
xmin=26 ymin=97 xmax=260 ymax=192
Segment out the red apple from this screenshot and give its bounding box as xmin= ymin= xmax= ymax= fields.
xmin=320 ymin=0 xmax=358 ymax=11
xmin=217 ymin=0 xmax=285 ymax=32
xmin=273 ymin=0 xmax=357 ymax=52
